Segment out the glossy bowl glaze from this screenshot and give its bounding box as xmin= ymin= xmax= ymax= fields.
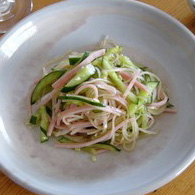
xmin=0 ymin=0 xmax=195 ymax=194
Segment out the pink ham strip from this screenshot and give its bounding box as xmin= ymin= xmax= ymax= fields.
xmin=123 ymin=70 xmax=141 ymax=99
xmin=55 ymin=118 xmax=128 ymax=149
xmin=69 ymin=121 xmax=93 ymax=130
xmin=75 ymin=84 xmax=98 ymax=99
xmin=47 ymin=118 xmax=56 ymax=136
xmin=38 ymin=88 xmax=59 ymax=107
xmin=52 ymin=49 xmax=106 ymax=89
xmin=55 ymin=124 xmax=68 ymax=130
xmin=120 ymin=71 xmax=149 ymax=93
xmin=68 ymin=104 xmax=78 ymax=109
xmin=54 ymin=129 xmax=70 ymax=137
xmin=55 ymin=122 xmax=93 ymax=136
xmin=164 ymin=108 xmax=177 ymax=114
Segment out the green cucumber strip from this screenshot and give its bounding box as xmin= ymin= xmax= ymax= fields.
xmin=119 ymin=55 xmax=138 ymax=69
xmin=69 ymin=51 xmax=90 ymax=65
xmin=137 ymin=116 xmax=142 ymax=126
xmin=147 ymin=95 xmax=153 ymax=104
xmin=59 ymin=95 xmax=105 ymax=107
xmin=93 ymin=143 xmax=121 ymax=152
xmin=61 ymin=86 xmax=76 ymax=93
xmin=39 ymin=106 xmax=50 ymax=143
xmin=167 ymin=102 xmax=174 ymax=108
xmin=127 ymin=103 xmax=138 ymax=117
xmin=29 ymin=115 xmax=38 ymax=125
xmin=138 ymin=81 xmax=159 ymax=105
xmin=31 ymin=71 xmax=65 ymax=104
xmin=29 ymin=108 xmax=42 ymax=125
xmin=105 ymin=46 xmax=122 ymax=56
xmin=82 ymin=147 xmax=97 ymax=155
xmin=143 ymin=74 xmax=151 ymax=82
xmin=133 ymin=61 xmax=148 ymax=70
xmin=61 ymin=64 xmax=96 ymax=92
xmin=69 ymin=57 xmax=81 ymax=65
xmin=52 ymin=59 xmax=69 ymax=71
xmin=141 ymin=114 xmax=148 ymax=128
xmin=58 ymin=135 xmax=85 ymax=142
xmin=147 ymin=81 xmax=159 ymax=90
xmin=93 ymin=67 xmax=101 ymax=78
xmin=92 ymin=57 xmax=103 ymax=67
xmin=40 ymin=127 xmax=49 ymax=143
xmin=57 ymin=136 xmax=72 ymax=143
xmin=102 ymin=57 xmax=137 ymax=103
xmin=46 ymin=105 xmax=52 ymax=116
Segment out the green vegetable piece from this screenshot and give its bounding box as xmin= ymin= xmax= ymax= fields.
xmin=133 ymin=61 xmax=148 ymax=70
xmin=31 ymin=71 xmax=65 ymax=104
xmin=119 ymin=55 xmax=137 ymax=69
xmin=167 ymin=102 xmax=174 ymax=108
xmin=93 ymin=143 xmax=121 ymax=152
xmin=40 ymin=127 xmax=49 ymax=143
xmin=105 ymin=46 xmax=122 ymax=56
xmin=141 ymin=114 xmax=149 ymax=128
xmin=82 ymin=147 xmax=97 ymax=155
xmin=69 ymin=57 xmax=81 ymax=65
xmin=102 ymin=57 xmax=137 ymax=103
xmin=29 ymin=115 xmax=38 ymax=125
xmin=127 ymin=103 xmax=138 ymax=117
xmin=29 ymin=109 xmax=42 ymax=125
xmin=57 ymin=136 xmax=72 ymax=143
xmin=39 ymin=106 xmax=50 ymax=143
xmin=69 ymin=51 xmax=90 ymax=65
xmin=138 ymin=81 xmax=159 ymax=105
xmin=59 ymin=95 xmax=105 ymax=107
xmin=61 ymin=64 xmax=96 ymax=92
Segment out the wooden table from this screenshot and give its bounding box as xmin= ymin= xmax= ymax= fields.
xmin=0 ymin=0 xmax=195 ymax=194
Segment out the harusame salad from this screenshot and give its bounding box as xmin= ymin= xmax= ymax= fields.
xmin=29 ymin=38 xmax=175 ymax=160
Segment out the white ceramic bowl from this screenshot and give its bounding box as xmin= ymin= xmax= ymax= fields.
xmin=0 ymin=0 xmax=195 ymax=194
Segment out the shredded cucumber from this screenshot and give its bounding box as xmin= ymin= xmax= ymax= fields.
xmin=31 ymin=71 xmax=65 ymax=104
xmin=28 ymin=37 xmax=174 ymax=160
xmin=102 ymin=57 xmax=137 ymax=103
xmin=59 ymin=95 xmax=105 ymax=107
xmin=61 ymin=64 xmax=96 ymax=92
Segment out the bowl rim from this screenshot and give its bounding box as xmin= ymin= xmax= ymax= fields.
xmin=0 ymin=0 xmax=195 ymax=195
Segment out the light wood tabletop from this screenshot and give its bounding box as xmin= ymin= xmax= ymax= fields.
xmin=0 ymin=0 xmax=195 ymax=194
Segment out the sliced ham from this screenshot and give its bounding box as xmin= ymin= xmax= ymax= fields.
xmin=47 ymin=117 xmax=56 ymax=136
xmin=164 ymin=108 xmax=177 ymax=114
xmin=120 ymin=71 xmax=149 ymax=93
xmin=55 ymin=118 xmax=129 ymax=148
xmin=69 ymin=121 xmax=93 ymax=130
xmin=38 ymin=88 xmax=59 ymax=107
xmin=52 ymin=49 xmax=106 ymax=89
xmin=123 ymin=70 xmax=141 ymax=99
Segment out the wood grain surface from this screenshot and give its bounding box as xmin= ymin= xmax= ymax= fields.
xmin=0 ymin=0 xmax=195 ymax=194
